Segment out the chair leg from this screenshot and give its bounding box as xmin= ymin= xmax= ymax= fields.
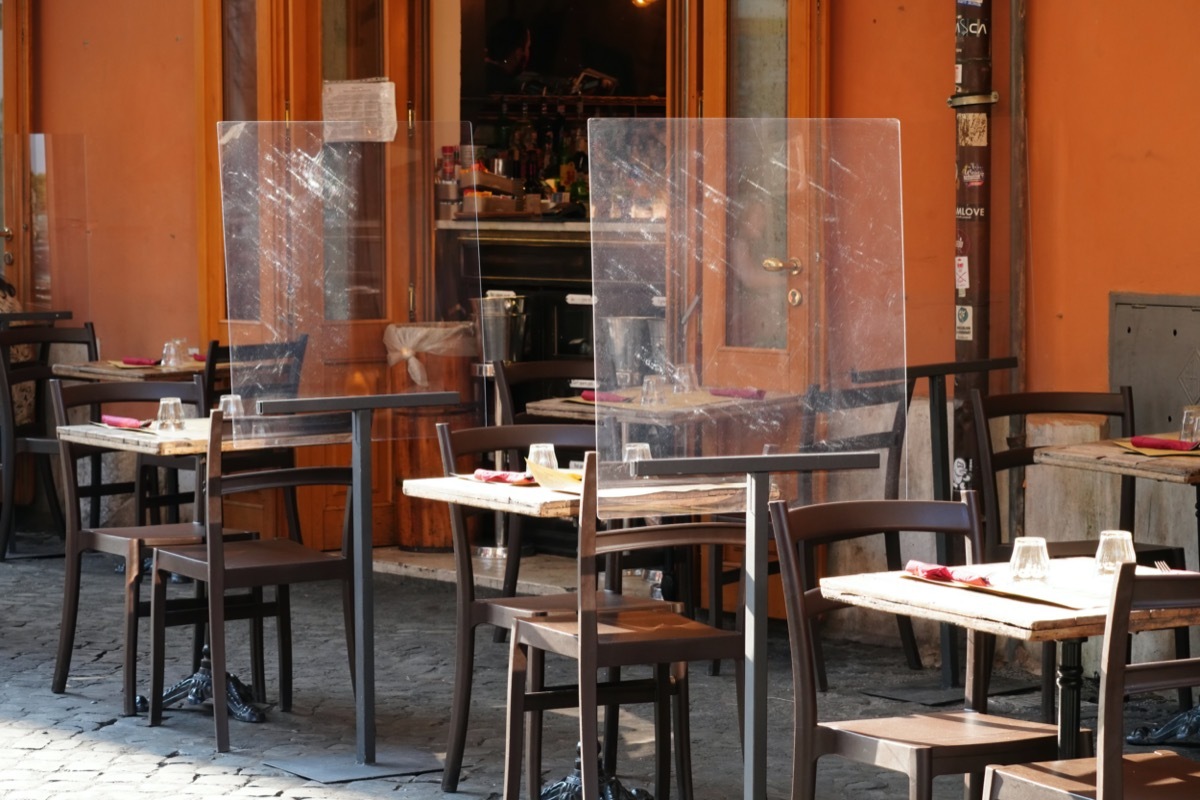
xmin=1168 ymin=548 xmax=1192 ymax=710
xmin=503 ymin=634 xmax=529 ymax=800
xmin=191 ymin=580 xmax=206 ymax=673
xmin=277 ymin=585 xmax=293 ymax=712
xmin=52 ymin=549 xmax=84 ymax=694
xmin=122 ymin=543 xmax=143 ymax=716
xmin=442 ymin=619 xmax=477 ymax=793
xmin=249 ymin=587 xmax=266 ymax=704
xmin=1040 ymin=641 xmax=1057 ymax=724
xmin=909 ymin=754 xmax=933 ymax=800
xmin=494 ymin=516 xmax=524 ymax=644
xmin=653 ymin=663 xmax=671 ymax=800
xmin=283 ymin=486 xmax=302 ymax=543
xmin=0 ymin=438 xmax=17 ymax=559
xmin=208 ymin=577 xmax=231 ymax=752
xmin=602 ymin=665 xmax=619 ymax=777
xmin=85 ymin=452 xmax=102 ymax=529
xmin=671 ymin=664 xmax=693 ymax=800
xmin=528 ymin=646 xmax=545 ymax=799
xmin=148 ymin=565 xmax=169 ymax=727
xmin=578 ymin=655 xmax=601 ymax=800
xmin=884 ymin=531 xmax=923 ymax=671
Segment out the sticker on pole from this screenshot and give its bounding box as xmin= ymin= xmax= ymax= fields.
xmin=955 ymin=257 xmax=970 ymax=290
xmin=955 ymin=305 xmax=974 ymax=341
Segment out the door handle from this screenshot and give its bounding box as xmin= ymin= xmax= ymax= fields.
xmin=1 ymin=227 xmax=13 ymax=242
xmin=761 ymin=257 xmax=802 ymax=276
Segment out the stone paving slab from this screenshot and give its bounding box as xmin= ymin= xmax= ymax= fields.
xmin=0 ymin=550 xmax=1195 ymax=799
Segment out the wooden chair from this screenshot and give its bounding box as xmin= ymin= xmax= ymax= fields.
xmin=708 ymin=381 xmax=914 ymax=682
xmin=49 ymin=377 xmax=265 ymax=717
xmin=493 ymin=358 xmax=595 ymax=425
xmin=971 ymin=387 xmax=1190 ymax=720
xmin=769 ymin=491 xmax=1063 ymax=800
xmin=983 ymin=561 xmax=1200 ymax=800
xmin=148 ymin=408 xmax=355 ymax=753
xmin=437 ymin=422 xmax=674 ymax=793
xmin=503 ymin=451 xmax=745 ymax=800
xmin=0 ymin=323 xmax=98 ymax=559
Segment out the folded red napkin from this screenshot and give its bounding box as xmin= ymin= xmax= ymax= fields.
xmin=1130 ymin=435 xmax=1200 ymax=451
xmin=581 ymin=390 xmax=632 ymax=403
xmin=905 ymin=559 xmax=991 ymax=587
xmin=472 ymin=469 xmax=533 ymax=484
xmin=193 ymin=353 xmax=206 ymax=362
xmin=121 ymin=357 xmax=158 ymax=366
xmin=100 ymin=414 xmax=147 ymax=429
xmin=709 ymin=387 xmax=766 ymax=400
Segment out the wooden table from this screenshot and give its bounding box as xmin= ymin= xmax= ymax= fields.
xmin=525 ymin=388 xmax=798 ymax=426
xmin=821 ymin=557 xmax=1200 ymax=758
xmin=60 ymin=391 xmax=460 ymax=780
xmin=53 ymin=359 xmax=207 ymax=382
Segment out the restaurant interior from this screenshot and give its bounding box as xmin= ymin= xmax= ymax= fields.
xmin=2 ymin=1 xmax=1200 ymax=798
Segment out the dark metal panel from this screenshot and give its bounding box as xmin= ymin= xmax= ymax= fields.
xmin=1110 ymin=293 xmax=1200 ymax=435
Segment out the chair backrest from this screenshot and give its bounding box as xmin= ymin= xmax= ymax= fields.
xmin=49 ymin=375 xmax=206 ymax=528
xmin=797 ymin=381 xmax=907 ymax=504
xmin=435 ymin=421 xmax=597 ymax=597
xmin=0 ymin=323 xmax=98 ymax=437
xmin=575 ymin=451 xmax=745 ymax=646
xmin=768 ymin=492 xmax=985 ymax=730
xmin=203 ymin=335 xmax=308 ymax=410
xmin=1095 ymin=562 xmax=1200 ymax=799
xmin=971 ymin=387 xmax=1135 ymax=560
xmin=493 ymin=358 xmax=595 ymax=425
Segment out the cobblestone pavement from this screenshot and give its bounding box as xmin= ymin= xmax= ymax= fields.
xmin=1 ymin=550 xmax=1196 ymax=799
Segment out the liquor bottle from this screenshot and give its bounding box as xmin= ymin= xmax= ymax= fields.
xmin=494 ymin=101 xmax=513 ymax=175
xmin=510 ymin=103 xmax=534 ymax=182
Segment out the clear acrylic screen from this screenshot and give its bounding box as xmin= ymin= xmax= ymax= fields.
xmin=217 ymin=120 xmax=482 ymax=441
xmin=589 ymin=118 xmax=906 ymax=518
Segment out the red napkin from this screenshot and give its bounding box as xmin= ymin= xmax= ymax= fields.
xmin=472 ymin=469 xmax=533 ymax=484
xmin=100 ymin=414 xmax=147 ymax=429
xmin=1130 ymin=436 xmax=1200 ymax=451
xmin=905 ymin=559 xmax=991 ymax=587
xmin=121 ymin=357 xmax=158 ymax=366
xmin=581 ymin=390 xmax=632 ymax=403
xmin=709 ymin=387 xmax=766 ymax=400
xmin=193 ymin=353 xmax=206 ymax=362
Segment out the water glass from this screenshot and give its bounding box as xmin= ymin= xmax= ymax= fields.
xmin=640 ymin=375 xmax=669 ymax=406
xmin=1095 ymin=529 xmax=1136 ymax=575
xmin=156 ymin=397 xmax=184 ymax=431
xmin=161 ymin=338 xmax=188 ymax=368
xmin=1182 ymin=406 xmax=1200 ymax=442
xmin=672 ymin=364 xmax=699 ymax=394
xmin=1009 ymin=536 xmax=1050 ymax=581
xmin=526 ymin=443 xmax=558 ymax=471
xmin=623 ymin=442 xmax=653 ymax=477
xmin=218 ymin=393 xmax=245 ymax=418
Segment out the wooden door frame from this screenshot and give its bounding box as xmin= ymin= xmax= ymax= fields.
xmin=2 ymin=0 xmax=33 ymax=303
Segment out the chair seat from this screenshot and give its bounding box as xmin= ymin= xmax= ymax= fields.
xmin=825 ymin=709 xmax=1061 ymax=754
xmin=986 ymin=750 xmax=1200 ymax=799
xmin=155 ymin=538 xmax=349 ymax=589
xmin=479 ymin=589 xmax=674 ymax=628
xmin=518 ymin=607 xmax=742 ymax=668
xmin=80 ymin=522 xmax=207 ymax=555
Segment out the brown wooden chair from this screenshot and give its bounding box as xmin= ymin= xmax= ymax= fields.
xmin=503 ymin=451 xmax=745 ymax=800
xmin=769 ymin=491 xmax=1063 ymax=800
xmin=148 ymin=408 xmax=354 ymax=753
xmin=0 ymin=323 xmax=98 ymax=558
xmin=982 ymin=561 xmax=1200 ymax=800
xmin=49 ymin=377 xmax=266 ymax=717
xmin=493 ymin=358 xmax=595 ymax=425
xmin=971 ymin=387 xmax=1190 ymax=720
xmin=436 ymin=422 xmax=674 ymax=793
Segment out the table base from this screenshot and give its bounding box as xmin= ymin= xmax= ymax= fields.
xmin=540 ymin=743 xmax=652 ymax=800
xmin=135 ymin=646 xmax=263 ymax=723
xmin=1127 ymin=707 xmax=1200 ymax=746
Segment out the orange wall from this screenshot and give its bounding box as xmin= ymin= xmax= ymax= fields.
xmin=832 ymin=0 xmax=1200 ymax=393
xmin=33 ymin=1 xmax=202 ymax=361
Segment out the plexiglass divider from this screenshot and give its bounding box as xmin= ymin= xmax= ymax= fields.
xmin=588 ymin=118 xmax=907 ymax=518
xmin=217 ymin=120 xmax=484 ymax=442
xmin=20 ymin=134 xmax=91 ymax=319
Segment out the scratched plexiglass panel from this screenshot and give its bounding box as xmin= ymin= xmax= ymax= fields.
xmin=217 ymin=120 xmax=481 ymax=442
xmin=588 ymin=118 xmax=907 ymax=518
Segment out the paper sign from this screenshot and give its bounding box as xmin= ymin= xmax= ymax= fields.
xmin=322 ymin=79 xmax=398 ymax=142
xmin=955 ymin=305 xmax=974 ymax=341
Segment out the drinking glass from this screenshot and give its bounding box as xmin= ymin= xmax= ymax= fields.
xmin=641 ymin=375 xmax=668 ymax=406
xmin=526 ymin=443 xmax=557 ymax=470
xmin=156 ymin=397 xmax=184 ymax=431
xmin=218 ymin=394 xmax=245 ymax=418
xmin=623 ymin=442 xmax=653 ymax=477
xmin=1009 ymin=536 xmax=1050 ymax=581
xmin=672 ymin=364 xmax=699 ymax=394
xmin=1095 ymin=529 xmax=1136 ymax=575
xmin=1182 ymin=406 xmax=1200 ymax=442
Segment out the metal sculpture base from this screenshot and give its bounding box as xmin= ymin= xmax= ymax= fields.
xmin=1127 ymin=708 xmax=1200 ymax=746
xmin=134 ymin=646 xmax=264 ymax=723
xmin=539 ymin=742 xmax=652 ymax=800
